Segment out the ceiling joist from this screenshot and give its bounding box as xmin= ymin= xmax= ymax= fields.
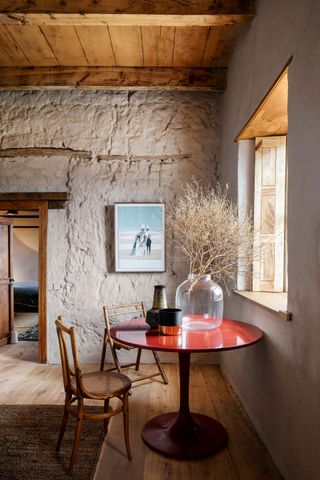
xmin=0 ymin=66 xmax=226 ymax=91
xmin=0 ymin=1 xmax=254 ymax=27
xmin=0 ymin=13 xmax=253 ymax=27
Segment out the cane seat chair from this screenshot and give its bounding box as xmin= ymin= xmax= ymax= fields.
xmin=100 ymin=302 xmax=168 ymax=385
xmin=55 ymin=316 xmax=132 ymax=472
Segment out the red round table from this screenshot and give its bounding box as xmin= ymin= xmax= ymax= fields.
xmin=110 ymin=317 xmax=263 ymax=460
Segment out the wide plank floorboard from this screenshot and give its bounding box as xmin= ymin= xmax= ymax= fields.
xmin=0 ymin=342 xmax=283 ymax=479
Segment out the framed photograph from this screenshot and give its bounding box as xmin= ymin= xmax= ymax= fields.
xmin=115 ymin=203 xmax=165 ymax=272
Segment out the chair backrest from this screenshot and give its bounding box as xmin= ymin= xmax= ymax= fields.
xmin=103 ymin=302 xmax=146 ymax=338
xmin=55 ymin=316 xmax=80 ymax=395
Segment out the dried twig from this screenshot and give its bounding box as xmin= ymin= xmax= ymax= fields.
xmin=167 ymin=181 xmax=254 ymax=294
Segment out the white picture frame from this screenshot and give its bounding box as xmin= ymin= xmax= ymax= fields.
xmin=114 ymin=203 xmax=165 ymax=272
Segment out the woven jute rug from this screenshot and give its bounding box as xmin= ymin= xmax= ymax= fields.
xmin=0 ymin=405 xmax=104 ymax=479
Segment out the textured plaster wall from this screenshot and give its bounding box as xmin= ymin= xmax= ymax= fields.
xmin=0 ymin=90 xmax=221 ymax=364
xmin=219 ymin=1 xmax=320 ymax=479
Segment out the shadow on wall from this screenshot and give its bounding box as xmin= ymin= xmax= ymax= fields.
xmin=105 ymin=206 xmax=115 ymax=272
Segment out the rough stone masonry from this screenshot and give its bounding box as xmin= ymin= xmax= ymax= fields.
xmin=0 ymin=89 xmax=221 ymax=363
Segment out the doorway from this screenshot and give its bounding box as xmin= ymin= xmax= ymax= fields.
xmin=0 ymin=200 xmax=47 ymax=363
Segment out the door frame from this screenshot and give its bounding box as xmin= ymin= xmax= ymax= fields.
xmin=0 ymin=200 xmax=48 ymax=363
xmin=0 ymin=217 xmax=13 ymax=347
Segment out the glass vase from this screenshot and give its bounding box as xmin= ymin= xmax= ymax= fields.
xmin=175 ymin=274 xmax=223 ymax=330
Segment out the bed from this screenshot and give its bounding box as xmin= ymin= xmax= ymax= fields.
xmin=14 ymin=282 xmax=38 ymax=312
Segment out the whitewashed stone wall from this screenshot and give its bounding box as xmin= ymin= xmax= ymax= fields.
xmin=0 ymin=90 xmax=221 ymax=363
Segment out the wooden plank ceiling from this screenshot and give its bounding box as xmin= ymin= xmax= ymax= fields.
xmin=0 ymin=1 xmax=255 ymax=91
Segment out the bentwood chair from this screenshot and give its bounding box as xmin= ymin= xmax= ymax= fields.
xmin=100 ymin=302 xmax=168 ymax=384
xmin=55 ymin=316 xmax=132 ymax=472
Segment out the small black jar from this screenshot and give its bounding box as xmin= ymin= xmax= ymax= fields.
xmin=159 ymin=308 xmax=182 ymax=335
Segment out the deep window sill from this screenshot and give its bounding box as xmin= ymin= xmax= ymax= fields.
xmin=233 ymin=291 xmax=292 ymax=321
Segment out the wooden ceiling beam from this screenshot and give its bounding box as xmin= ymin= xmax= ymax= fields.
xmin=0 ymin=1 xmax=254 ymax=15
xmin=0 ymin=13 xmax=254 ymax=27
xmin=0 ymin=1 xmax=254 ymax=27
xmin=0 ymin=66 xmax=227 ymax=91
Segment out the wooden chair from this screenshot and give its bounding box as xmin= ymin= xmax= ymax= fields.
xmin=55 ymin=316 xmax=132 ymax=472
xmin=100 ymin=302 xmax=168 ymax=385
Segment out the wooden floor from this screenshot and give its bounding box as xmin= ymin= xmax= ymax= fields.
xmin=0 ymin=342 xmax=283 ymax=479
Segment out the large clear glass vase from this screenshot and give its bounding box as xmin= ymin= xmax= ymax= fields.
xmin=175 ymin=274 xmax=223 ymax=330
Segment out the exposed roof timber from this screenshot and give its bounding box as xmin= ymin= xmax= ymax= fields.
xmin=0 ymin=13 xmax=253 ymax=27
xmin=0 ymin=0 xmax=254 ymax=15
xmin=0 ymin=1 xmax=254 ymax=26
xmin=0 ymin=66 xmax=227 ymax=91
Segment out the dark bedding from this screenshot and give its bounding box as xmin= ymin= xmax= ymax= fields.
xmin=14 ymin=282 xmax=38 ymax=312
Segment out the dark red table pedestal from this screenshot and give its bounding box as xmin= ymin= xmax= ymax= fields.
xmin=142 ymin=411 xmax=227 ymax=459
xmin=142 ymin=351 xmax=228 ymax=459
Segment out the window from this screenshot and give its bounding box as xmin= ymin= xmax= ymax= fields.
xmin=235 ymin=135 xmax=290 ymax=318
xmin=234 ymin=62 xmax=291 ymax=318
xmin=253 ymin=136 xmax=287 ymax=293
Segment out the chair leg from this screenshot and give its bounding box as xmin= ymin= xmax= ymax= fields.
xmin=68 ymin=400 xmax=84 ymax=472
xmin=111 ymin=346 xmax=123 ymax=374
xmin=123 ymin=392 xmax=131 ymax=460
xmin=135 ymin=348 xmax=142 ymax=371
xmin=100 ymin=329 xmax=108 ymax=371
xmin=152 ymin=350 xmax=169 ymax=385
xmin=56 ymin=394 xmax=70 ymax=451
xmin=104 ymin=398 xmax=110 ymax=434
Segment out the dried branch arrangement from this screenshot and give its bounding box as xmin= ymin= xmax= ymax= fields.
xmin=167 ymin=181 xmax=254 ymax=293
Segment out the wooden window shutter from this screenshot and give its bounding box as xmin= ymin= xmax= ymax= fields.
xmin=253 ymin=136 xmax=286 ymax=292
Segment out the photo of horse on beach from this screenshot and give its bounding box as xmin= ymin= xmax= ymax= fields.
xmin=115 ymin=203 xmax=165 ymax=272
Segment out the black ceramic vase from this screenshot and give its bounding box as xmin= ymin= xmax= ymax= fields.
xmin=146 ymin=285 xmax=168 ymax=329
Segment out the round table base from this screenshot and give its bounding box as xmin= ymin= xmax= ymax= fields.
xmin=142 ymin=412 xmax=228 ymax=459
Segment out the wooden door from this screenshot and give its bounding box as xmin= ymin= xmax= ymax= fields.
xmin=0 ymin=217 xmax=13 ymax=346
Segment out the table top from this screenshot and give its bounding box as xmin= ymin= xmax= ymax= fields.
xmin=110 ymin=317 xmax=263 ymax=353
